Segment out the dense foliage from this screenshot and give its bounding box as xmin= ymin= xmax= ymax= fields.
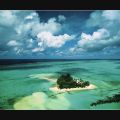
xmin=57 ymin=73 xmax=90 ymax=89
xmin=91 ymin=93 xmax=120 ymax=106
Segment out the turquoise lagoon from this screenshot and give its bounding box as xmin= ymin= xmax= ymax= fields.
xmin=0 ymin=60 xmax=120 ymax=110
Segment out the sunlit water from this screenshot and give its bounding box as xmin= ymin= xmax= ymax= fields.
xmin=0 ymin=60 xmax=120 ymax=110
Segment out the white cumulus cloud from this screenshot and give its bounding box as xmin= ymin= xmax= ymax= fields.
xmin=32 ymin=47 xmax=44 ymax=52
xmin=0 ymin=10 xmax=73 ymax=56
xmin=37 ymin=31 xmax=74 ymax=48
xmin=71 ymin=10 xmax=120 ymax=53
xmin=58 ymin=15 xmax=66 ymax=22
xmin=0 ymin=10 xmax=17 ymax=26
xmin=31 ymin=17 xmax=62 ymax=36
xmin=77 ymin=28 xmax=110 ymax=51
xmin=7 ymin=40 xmax=20 ymax=46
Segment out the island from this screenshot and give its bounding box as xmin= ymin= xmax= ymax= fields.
xmin=49 ymin=73 xmax=96 ymax=92
xmin=90 ymin=93 xmax=120 ymax=106
xmin=57 ymin=73 xmax=90 ymax=89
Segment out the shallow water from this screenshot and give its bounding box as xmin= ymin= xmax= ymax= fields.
xmin=0 ymin=60 xmax=120 ymax=110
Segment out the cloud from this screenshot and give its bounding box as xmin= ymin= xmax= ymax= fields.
xmin=37 ymin=31 xmax=74 ymax=48
xmin=25 ymin=12 xmax=37 ymax=20
xmin=0 ymin=10 xmax=17 ymax=26
xmin=32 ymin=47 xmax=44 ymax=52
xmin=77 ymin=28 xmax=110 ymax=51
xmin=31 ymin=17 xmax=62 ymax=36
xmin=0 ymin=10 xmax=73 ymax=57
xmin=86 ymin=11 xmax=102 ymax=27
xmin=69 ymin=47 xmax=75 ymax=52
xmin=2 ymin=10 xmax=120 ymax=59
xmin=86 ymin=10 xmax=120 ymax=34
xmin=102 ymin=10 xmax=120 ymax=21
xmin=58 ymin=15 xmax=66 ymax=22
xmin=7 ymin=40 xmax=20 ymax=46
xmin=0 ymin=10 xmax=38 ymax=53
xmin=0 ymin=10 xmax=61 ymax=40
xmin=71 ymin=10 xmax=120 ymax=53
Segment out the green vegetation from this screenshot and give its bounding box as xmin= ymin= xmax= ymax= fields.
xmin=91 ymin=93 xmax=120 ymax=106
xmin=57 ymin=73 xmax=90 ymax=89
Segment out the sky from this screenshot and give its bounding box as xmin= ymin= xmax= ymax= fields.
xmin=0 ymin=10 xmax=120 ymax=59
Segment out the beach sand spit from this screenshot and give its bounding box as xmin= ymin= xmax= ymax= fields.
xmin=49 ymin=84 xmax=97 ymax=92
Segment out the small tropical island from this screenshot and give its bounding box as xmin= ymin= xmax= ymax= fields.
xmin=49 ymin=73 xmax=96 ymax=92
xmin=57 ymin=73 xmax=90 ymax=89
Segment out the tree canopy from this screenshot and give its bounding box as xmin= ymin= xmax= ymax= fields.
xmin=57 ymin=73 xmax=90 ymax=89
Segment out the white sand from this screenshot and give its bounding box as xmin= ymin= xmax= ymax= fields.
xmin=14 ymin=92 xmax=47 ymax=110
xmin=49 ymin=84 xmax=97 ymax=92
xmin=29 ymin=73 xmax=56 ymax=82
xmin=14 ymin=92 xmax=70 ymax=110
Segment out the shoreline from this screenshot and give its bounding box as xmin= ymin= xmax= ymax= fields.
xmin=49 ymin=84 xmax=97 ymax=92
xmin=30 ymin=73 xmax=97 ymax=92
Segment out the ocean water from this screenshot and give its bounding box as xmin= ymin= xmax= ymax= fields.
xmin=0 ymin=60 xmax=120 ymax=110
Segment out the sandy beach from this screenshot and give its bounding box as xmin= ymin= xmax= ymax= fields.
xmin=49 ymin=84 xmax=97 ymax=92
